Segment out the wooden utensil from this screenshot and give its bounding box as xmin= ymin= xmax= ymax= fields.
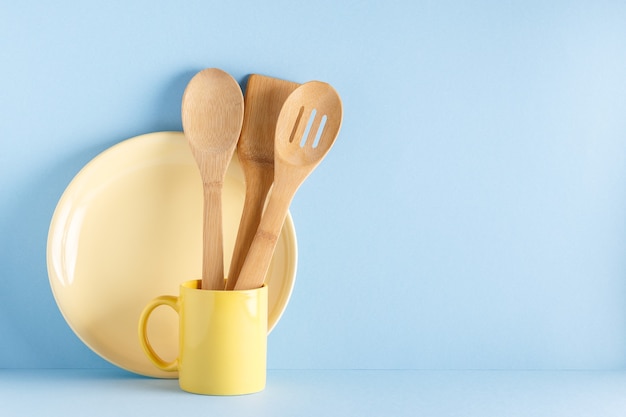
xmin=224 ymin=74 xmax=300 ymax=291
xmin=234 ymin=81 xmax=343 ymax=290
xmin=181 ymin=68 xmax=244 ymax=290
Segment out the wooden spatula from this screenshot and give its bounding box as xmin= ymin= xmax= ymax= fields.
xmin=234 ymin=81 xmax=343 ymax=290
xmin=225 ymin=74 xmax=299 ymax=290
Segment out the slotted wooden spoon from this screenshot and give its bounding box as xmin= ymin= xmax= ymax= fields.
xmin=225 ymin=74 xmax=300 ymax=290
xmin=234 ymin=81 xmax=343 ymax=290
xmin=181 ymin=68 xmax=244 ymax=290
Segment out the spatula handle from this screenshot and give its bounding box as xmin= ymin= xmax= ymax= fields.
xmin=234 ymin=186 xmax=293 ymax=290
xmin=225 ymin=166 xmax=273 ymax=290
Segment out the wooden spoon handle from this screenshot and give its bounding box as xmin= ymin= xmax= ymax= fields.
xmin=233 ymin=185 xmax=293 ymax=290
xmin=202 ymin=183 xmax=226 ymax=290
xmin=225 ymin=165 xmax=273 ymax=290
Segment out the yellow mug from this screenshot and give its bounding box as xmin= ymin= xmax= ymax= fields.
xmin=138 ymin=280 xmax=267 ymax=395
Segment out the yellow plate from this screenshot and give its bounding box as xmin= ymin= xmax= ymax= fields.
xmin=46 ymin=131 xmax=297 ymax=378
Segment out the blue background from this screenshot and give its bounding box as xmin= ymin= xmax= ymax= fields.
xmin=1 ymin=0 xmax=626 ymax=371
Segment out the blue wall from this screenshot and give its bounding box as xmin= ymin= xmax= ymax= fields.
xmin=2 ymin=0 xmax=626 ymax=370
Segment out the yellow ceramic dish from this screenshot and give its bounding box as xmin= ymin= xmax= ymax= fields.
xmin=47 ymin=131 xmax=297 ymax=378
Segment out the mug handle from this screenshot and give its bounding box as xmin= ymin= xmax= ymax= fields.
xmin=138 ymin=295 xmax=179 ymax=372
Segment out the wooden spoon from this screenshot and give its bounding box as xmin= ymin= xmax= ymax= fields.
xmin=181 ymin=68 xmax=244 ymax=290
xmin=234 ymin=81 xmax=343 ymax=290
xmin=224 ymin=74 xmax=300 ymax=290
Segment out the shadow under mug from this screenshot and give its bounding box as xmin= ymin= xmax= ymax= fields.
xmin=138 ymin=280 xmax=268 ymax=395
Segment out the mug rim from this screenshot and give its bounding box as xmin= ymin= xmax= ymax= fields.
xmin=181 ymin=279 xmax=267 ymax=293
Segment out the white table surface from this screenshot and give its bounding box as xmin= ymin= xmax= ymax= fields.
xmin=1 ymin=369 xmax=626 ymax=416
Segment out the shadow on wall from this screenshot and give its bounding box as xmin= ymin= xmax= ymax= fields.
xmin=150 ymin=70 xmax=194 ymax=132
xmin=0 ymin=70 xmax=204 ymax=368
xmin=0 ymin=141 xmax=118 ymax=368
